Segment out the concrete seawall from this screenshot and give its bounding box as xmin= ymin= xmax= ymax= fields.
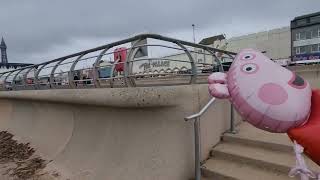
xmin=0 ymin=65 xmax=319 ymax=179
xmin=0 ymin=84 xmax=233 ymax=180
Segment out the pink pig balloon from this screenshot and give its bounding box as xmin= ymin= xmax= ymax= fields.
xmin=208 ymin=49 xmax=312 ymax=133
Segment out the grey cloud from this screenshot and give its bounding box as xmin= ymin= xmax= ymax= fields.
xmin=0 ymin=0 xmax=319 ymax=63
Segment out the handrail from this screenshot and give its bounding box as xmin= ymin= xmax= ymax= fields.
xmin=185 ymin=97 xmax=216 ymax=121
xmin=0 ymin=33 xmax=236 ymax=76
xmin=184 ymin=97 xmax=216 ymax=180
xmin=0 ymin=33 xmax=236 ymax=91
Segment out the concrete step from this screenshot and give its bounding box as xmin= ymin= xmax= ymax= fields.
xmin=201 ymin=122 xmax=320 ymax=180
xmin=202 ymin=158 xmax=293 ymax=180
xmin=210 ymin=141 xmax=319 ymax=174
xmin=223 ymin=123 xmax=292 ymax=153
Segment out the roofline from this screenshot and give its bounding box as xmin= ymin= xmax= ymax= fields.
xmin=292 ymin=11 xmax=320 ymax=21
xmin=0 ymin=63 xmax=34 ymax=66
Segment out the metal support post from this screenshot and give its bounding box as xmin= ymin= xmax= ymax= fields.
xmin=194 ymin=117 xmax=201 ymax=180
xmin=227 ymin=104 xmax=238 ymax=134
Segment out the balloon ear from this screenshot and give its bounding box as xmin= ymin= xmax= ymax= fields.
xmin=209 ymin=83 xmax=230 ymax=99
xmin=208 ymin=72 xmax=227 ymax=84
xmin=208 ymin=72 xmax=230 ymax=99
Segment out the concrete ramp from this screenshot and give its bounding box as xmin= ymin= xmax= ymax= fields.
xmin=0 ymin=85 xmax=236 ymax=180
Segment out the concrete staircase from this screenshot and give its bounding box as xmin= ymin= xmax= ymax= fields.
xmin=201 ymin=122 xmax=320 ymax=180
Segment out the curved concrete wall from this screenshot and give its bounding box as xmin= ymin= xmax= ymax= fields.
xmin=0 ymin=85 xmax=232 ymax=180
xmin=0 ymin=65 xmax=318 ymax=179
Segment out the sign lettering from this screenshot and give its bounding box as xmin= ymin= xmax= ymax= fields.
xmin=139 ymin=60 xmax=170 ymax=71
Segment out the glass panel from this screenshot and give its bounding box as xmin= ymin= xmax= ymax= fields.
xmin=297 ymin=19 xmax=307 ymax=26
xmin=295 ymin=33 xmax=300 ymax=40
xmin=295 ymin=47 xmax=300 ymax=54
xmin=300 ymin=46 xmax=306 ymax=54
xmin=300 ymin=32 xmax=306 ymax=40
xmin=311 ymin=44 xmax=318 ymax=52
xmin=311 ymin=15 xmax=320 ymax=23
xmin=307 ymin=31 xmax=312 ymax=39
xmin=311 ymin=29 xmax=318 ymax=38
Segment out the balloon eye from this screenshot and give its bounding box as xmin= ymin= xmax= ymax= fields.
xmin=241 ymin=63 xmax=258 ymax=74
xmin=240 ymin=53 xmax=256 ymax=60
xmin=245 ymin=55 xmax=252 ymax=59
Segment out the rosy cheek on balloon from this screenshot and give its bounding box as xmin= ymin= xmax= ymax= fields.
xmin=258 ymin=83 xmax=288 ymax=105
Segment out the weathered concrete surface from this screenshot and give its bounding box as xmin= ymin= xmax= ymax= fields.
xmin=0 ymin=86 xmax=183 ymax=107
xmin=203 ymin=123 xmax=320 ymax=180
xmin=0 ymin=84 xmax=232 ymax=180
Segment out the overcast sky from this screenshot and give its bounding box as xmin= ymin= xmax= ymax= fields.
xmin=0 ymin=0 xmax=320 ymax=64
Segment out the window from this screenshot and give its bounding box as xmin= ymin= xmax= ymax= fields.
xmin=295 ymin=47 xmax=300 ymax=54
xmin=300 ymin=32 xmax=306 ymax=40
xmin=297 ymin=19 xmax=307 ymax=26
xmin=300 ymin=46 xmax=306 ymax=54
xmin=318 ymin=28 xmax=320 ymax=37
xmin=296 ymin=33 xmax=300 ymax=40
xmin=311 ymin=29 xmax=318 ymax=38
xmin=311 ymin=44 xmax=320 ymax=52
xmin=295 ymin=32 xmax=307 ymax=40
xmin=311 ymin=15 xmax=320 ymax=23
xmin=295 ymin=46 xmax=307 ymax=55
xmin=307 ymin=31 xmax=312 ymax=39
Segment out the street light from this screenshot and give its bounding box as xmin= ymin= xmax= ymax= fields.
xmin=192 ymin=24 xmax=196 ymax=43
xmin=192 ymin=24 xmax=198 ymax=64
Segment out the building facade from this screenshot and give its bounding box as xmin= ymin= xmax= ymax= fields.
xmin=130 ymin=11 xmax=320 ymax=74
xmin=225 ymin=27 xmax=291 ymax=61
xmin=291 ymin=12 xmax=320 ymax=62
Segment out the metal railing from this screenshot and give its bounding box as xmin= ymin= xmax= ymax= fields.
xmin=0 ymin=33 xmax=236 ymax=91
xmin=184 ymin=97 xmax=237 ymax=180
xmin=0 ymin=33 xmax=238 ymax=179
xmin=185 ymin=97 xmax=216 ymax=180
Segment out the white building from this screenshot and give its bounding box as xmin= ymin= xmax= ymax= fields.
xmin=210 ymin=27 xmax=291 ymax=61
xmin=130 ymin=26 xmax=293 ymax=74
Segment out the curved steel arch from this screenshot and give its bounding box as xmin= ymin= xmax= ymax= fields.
xmin=125 ymin=39 xmax=144 ymax=87
xmin=12 ymin=68 xmax=26 ymax=90
xmin=3 ymin=71 xmax=15 ymax=90
xmin=50 ymin=59 xmax=68 ymax=89
xmin=0 ymin=33 xmax=237 ymax=91
xmin=68 ymin=54 xmax=88 ymax=89
xmin=0 ymin=72 xmax=10 ymax=90
xmin=0 ymin=72 xmax=8 ymax=83
xmin=93 ymin=47 xmax=111 ymax=88
xmin=23 ymin=67 xmax=37 ymax=90
xmin=206 ymin=49 xmax=224 ymax=73
xmin=34 ymin=62 xmax=52 ymax=89
xmin=108 ymin=59 xmax=120 ymax=88
xmin=175 ymin=42 xmax=197 ymax=84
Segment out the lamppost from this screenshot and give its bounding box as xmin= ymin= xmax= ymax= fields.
xmin=192 ymin=24 xmax=196 ymax=43
xmin=192 ymin=24 xmax=198 ymax=66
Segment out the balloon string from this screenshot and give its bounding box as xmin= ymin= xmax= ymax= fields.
xmin=289 ymin=141 xmax=317 ymax=179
